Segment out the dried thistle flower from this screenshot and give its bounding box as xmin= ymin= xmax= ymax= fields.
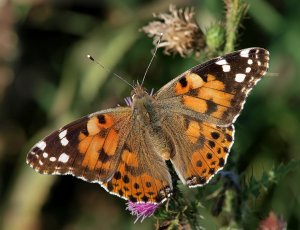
xmin=141 ymin=5 xmax=205 ymax=57
xmin=126 ymin=201 xmax=160 ymax=223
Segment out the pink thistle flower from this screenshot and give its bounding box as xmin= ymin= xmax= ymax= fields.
xmin=126 ymin=201 xmax=160 ymax=223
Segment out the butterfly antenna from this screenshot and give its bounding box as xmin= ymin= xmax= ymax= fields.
xmin=141 ymin=33 xmax=163 ymax=86
xmin=86 ymin=55 xmax=134 ymax=89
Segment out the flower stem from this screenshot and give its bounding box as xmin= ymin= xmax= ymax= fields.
xmin=224 ymin=0 xmax=249 ymax=53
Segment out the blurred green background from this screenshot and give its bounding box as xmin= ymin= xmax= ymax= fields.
xmin=0 ymin=0 xmax=300 ymax=229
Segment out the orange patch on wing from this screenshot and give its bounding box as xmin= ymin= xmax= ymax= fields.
xmin=95 ymin=161 xmax=109 ymax=170
xmin=82 ymin=135 xmax=105 ymax=170
xmin=183 ymin=95 xmax=207 ymax=113
xmin=103 ymin=129 xmax=119 ymax=155
xmin=105 ymin=164 xmax=168 ymax=203
xmin=201 ymin=122 xmax=232 ymax=149
xmin=189 ymin=150 xmax=208 ymax=176
xmin=201 ymin=144 xmax=220 ymax=173
xmin=175 ymin=80 xmax=189 ymax=95
xmin=201 ymin=123 xmax=221 ymax=140
xmin=198 ymin=87 xmax=233 ymax=107
xmin=87 ymin=115 xmax=114 ymax=135
xmin=101 ymin=114 xmax=114 ymax=129
xmin=186 ymin=121 xmax=200 ymax=143
xmin=122 ymin=150 xmax=139 ymax=167
xmin=207 ymin=74 xmax=216 ymax=81
xmin=211 ymin=105 xmax=228 ymax=119
xmin=140 ymin=173 xmax=165 ymax=201
xmin=175 ymin=72 xmax=204 ymax=95
xmin=78 ymin=135 xmax=94 ymax=154
xmin=78 ymin=132 xmax=87 ymax=141
xmin=205 ymin=80 xmax=225 ymax=91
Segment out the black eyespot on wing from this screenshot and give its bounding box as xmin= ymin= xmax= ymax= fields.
xmin=179 ymin=77 xmax=188 ymax=87
xmin=98 ymin=114 xmax=106 ymax=124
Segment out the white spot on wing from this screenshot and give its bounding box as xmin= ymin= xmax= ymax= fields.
xmin=246 ymin=67 xmax=251 ymax=73
xmin=58 ymin=153 xmax=69 ymax=163
xmin=257 ymin=61 xmax=261 ymax=66
xmin=43 ymin=152 xmax=48 ymax=158
xmin=216 ymin=59 xmax=228 ymax=65
xmin=59 ymin=130 xmax=67 ymax=139
xmin=36 ymin=141 xmax=46 ymax=151
xmin=39 ymin=160 xmax=44 ymax=165
xmin=60 ymin=137 xmax=69 ymax=146
xmin=235 ymin=73 xmax=246 ymax=82
xmin=50 ymin=157 xmax=56 ymax=162
xmin=240 ymin=49 xmax=250 ymax=57
xmin=222 ymin=65 xmax=231 ymax=72
xmin=248 ymin=59 xmax=253 ymax=65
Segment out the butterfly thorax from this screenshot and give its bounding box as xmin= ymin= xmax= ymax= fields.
xmin=131 ymin=85 xmax=172 ymax=160
xmin=131 ymin=85 xmax=159 ymax=128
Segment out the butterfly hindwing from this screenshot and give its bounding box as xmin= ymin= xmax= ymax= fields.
xmin=102 ymin=122 xmax=172 ymax=203
xmin=155 ymin=48 xmax=269 ymax=125
xmin=160 ymin=112 xmax=234 ymax=186
xmin=183 ymin=122 xmax=234 ymax=187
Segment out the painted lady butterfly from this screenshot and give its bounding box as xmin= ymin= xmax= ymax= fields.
xmin=27 ymin=48 xmax=269 ymax=205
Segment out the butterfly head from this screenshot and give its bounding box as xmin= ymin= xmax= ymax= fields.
xmin=131 ymin=84 xmax=152 ymax=105
xmin=129 ymin=84 xmax=157 ymax=123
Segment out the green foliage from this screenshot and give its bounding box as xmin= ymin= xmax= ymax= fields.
xmin=244 ymin=160 xmax=300 ymax=198
xmin=205 ymin=23 xmax=226 ymax=53
xmin=155 ymin=184 xmax=202 ymax=229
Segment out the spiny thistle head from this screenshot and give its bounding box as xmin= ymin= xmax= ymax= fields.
xmin=141 ymin=5 xmax=205 ymax=57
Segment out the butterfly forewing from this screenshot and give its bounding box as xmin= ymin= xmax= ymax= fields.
xmin=155 ymin=48 xmax=269 ymax=125
xmin=27 ymin=107 xmax=132 ymax=183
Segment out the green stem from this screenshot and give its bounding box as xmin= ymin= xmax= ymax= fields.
xmin=224 ymin=0 xmax=249 ymax=53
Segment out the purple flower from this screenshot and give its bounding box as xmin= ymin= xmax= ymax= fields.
xmin=124 ymin=97 xmax=133 ymax=106
xmin=126 ymin=201 xmax=160 ymax=223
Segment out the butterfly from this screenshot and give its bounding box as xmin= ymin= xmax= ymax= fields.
xmin=27 ymin=48 xmax=269 ymax=204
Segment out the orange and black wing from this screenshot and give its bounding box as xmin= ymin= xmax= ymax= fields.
xmin=27 ymin=106 xmax=172 ymax=203
xmin=155 ymin=48 xmax=269 ymax=126
xmin=155 ymin=48 xmax=269 ymax=187
xmin=27 ymin=107 xmax=132 ymax=183
xmin=162 ymin=113 xmax=234 ymax=187
xmin=102 ymin=120 xmax=172 ymax=203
